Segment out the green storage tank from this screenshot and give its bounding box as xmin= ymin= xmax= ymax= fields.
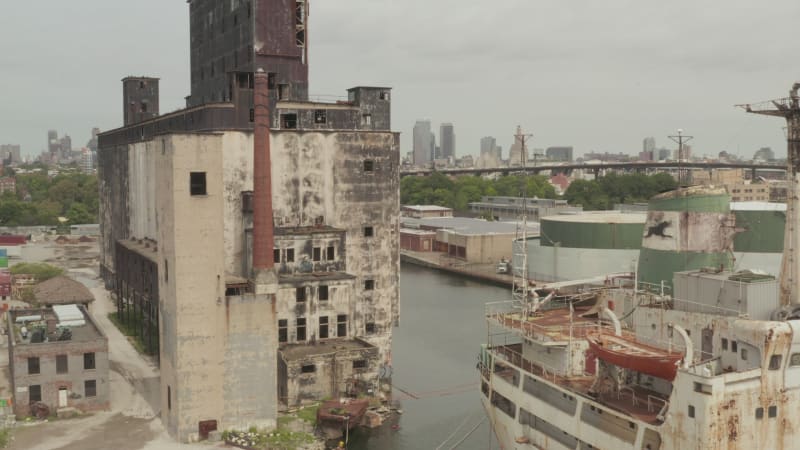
xmin=637 ymin=186 xmax=735 ymax=292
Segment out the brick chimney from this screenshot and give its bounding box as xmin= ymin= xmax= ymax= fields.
xmin=252 ymin=68 xmax=275 ymax=274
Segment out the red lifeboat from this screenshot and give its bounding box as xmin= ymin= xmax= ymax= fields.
xmin=587 ymin=331 xmax=684 ymax=381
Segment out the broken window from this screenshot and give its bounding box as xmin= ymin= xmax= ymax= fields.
xmin=267 ymin=73 xmax=276 ymax=90
xmin=362 ymin=114 xmax=372 ymax=126
xmin=278 ymin=319 xmax=288 ymax=343
xmin=326 ymin=246 xmax=335 ymax=261
xmin=278 ymin=84 xmax=289 ymax=100
xmin=756 ymin=407 xmax=764 ymax=420
xmin=364 ymin=279 xmax=375 ymax=291
xmin=314 ymin=109 xmax=327 ymax=124
xmin=274 ymin=249 xmax=281 ymax=263
xmin=313 ymin=247 xmax=321 ymax=262
xmin=29 ymin=385 xmax=41 ymax=403
xmin=28 ymin=357 xmax=40 ymax=375
xmin=286 ymin=248 xmax=295 ymax=262
xmin=281 ymin=114 xmax=297 ymax=129
xmin=84 ymin=353 xmax=95 ymax=370
xmin=337 ymin=314 xmax=347 ymax=337
xmin=296 ymin=30 xmax=306 ymax=47
xmin=353 ymin=360 xmax=367 ymax=369
xmin=296 ymin=318 xmax=306 ymax=341
xmin=721 ymin=338 xmax=728 ymax=351
xmin=190 ymin=172 xmax=207 ymax=196
xmin=301 ymin=364 xmax=315 ymax=373
xmin=85 ymin=380 xmax=97 ymax=397
xmin=379 ymin=91 xmax=390 ymax=101
xmin=363 ymin=160 xmax=375 ymax=172
xmin=363 ymin=226 xmax=374 ymax=237
xmin=141 ymin=102 xmax=148 ymax=113
xmin=56 ymin=355 xmax=68 ymax=374
xmin=366 ymin=322 xmax=376 ymax=334
xmin=731 ymin=341 xmax=738 ymax=352
xmin=319 ymin=285 xmax=329 ymax=301
xmin=296 ymin=287 xmax=306 ymax=302
xmin=319 ymin=316 xmax=329 ymax=339
xmin=139 ymin=81 xmax=146 ymax=89
xmin=769 ymin=354 xmax=782 ymax=370
xmin=741 ymin=348 xmax=748 ymax=361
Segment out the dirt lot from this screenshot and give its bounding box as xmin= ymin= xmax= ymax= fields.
xmin=3 ymin=239 xmax=220 ymax=450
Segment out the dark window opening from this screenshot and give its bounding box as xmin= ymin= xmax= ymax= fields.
xmin=362 ymin=114 xmax=372 ymax=126
xmin=296 ymin=287 xmax=306 ymax=302
xmin=56 ymin=355 xmax=68 ymax=374
xmin=364 ymin=226 xmax=374 ymax=237
xmin=190 ymin=172 xmax=207 ymax=196
xmin=296 ymin=318 xmax=306 ymax=341
xmin=721 ymin=338 xmax=728 ymax=351
xmin=301 ymin=364 xmax=315 ymax=373
xmin=296 ymin=30 xmax=306 ymax=47
xmin=85 ymin=380 xmax=97 ymax=397
xmin=366 ymin=322 xmax=376 ymax=334
xmin=688 ymin=405 xmax=695 ymax=418
xmin=28 ymin=357 xmax=40 ymax=375
xmin=353 ymin=360 xmax=367 ymax=369
xmin=319 ymin=285 xmax=329 ymax=301
xmin=140 ymin=102 xmax=148 ymax=113
xmin=363 ymin=160 xmax=375 ymax=172
xmin=29 ymin=385 xmax=41 ymax=403
xmin=732 ymin=341 xmax=738 ymax=352
xmin=278 ymin=319 xmax=288 ymax=343
xmin=314 ymin=109 xmax=327 ymax=124
xmin=313 ymin=247 xmax=321 ymax=262
xmin=168 ymin=385 xmax=172 ymax=410
xmin=246 ymin=1 xmax=251 ymax=17
xmin=326 ymin=246 xmax=335 ymax=260
xmin=249 ymin=108 xmax=255 ymax=122
xmin=756 ymin=407 xmax=764 ymax=420
xmin=769 ymin=354 xmax=783 ymax=370
xmin=769 ymin=405 xmax=777 ymax=418
xmin=164 ymin=259 xmax=169 ymax=283
xmin=286 ymin=248 xmax=295 ymax=262
xmin=84 ymin=352 xmax=96 ymax=370
xmin=278 ymin=84 xmax=289 ymax=100
xmin=267 ymin=73 xmax=276 ymax=90
xmin=379 ymin=91 xmax=390 ymax=100
xmin=274 ymin=249 xmax=281 ymax=263
xmin=281 ymin=114 xmax=297 ymax=129
xmin=364 ymin=279 xmax=375 ymax=290
xmin=233 ymin=14 xmax=238 ymax=26
xmin=337 ymin=314 xmax=347 ymax=337
xmin=319 ymin=317 xmax=329 ymax=339
xmin=139 ymin=81 xmax=146 ymax=89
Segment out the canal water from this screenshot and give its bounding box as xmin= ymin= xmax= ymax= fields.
xmin=349 ymin=262 xmax=506 ymax=450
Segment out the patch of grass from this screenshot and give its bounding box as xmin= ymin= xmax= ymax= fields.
xmin=9 ymin=262 xmax=64 ymax=282
xmin=106 ymin=312 xmax=149 ymax=355
xmin=0 ymin=428 xmax=11 ymax=448
xmin=296 ymin=405 xmax=319 ymax=425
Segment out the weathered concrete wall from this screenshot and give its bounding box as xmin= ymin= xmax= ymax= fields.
xmin=97 ymin=143 xmax=131 ymax=282
xmin=282 ymin=348 xmax=380 ymax=407
xmin=157 ymin=133 xmax=227 ymax=442
xmin=276 ymin=278 xmax=355 ymax=342
xmin=128 ymin=140 xmax=158 ymax=240
xmin=222 ymin=293 xmax=277 ymax=430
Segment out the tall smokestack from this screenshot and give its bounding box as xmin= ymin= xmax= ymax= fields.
xmin=252 ymin=68 xmax=274 ymax=273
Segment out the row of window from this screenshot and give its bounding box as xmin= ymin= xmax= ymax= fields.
xmin=294 ymin=280 xmax=374 ymax=303
xmin=275 ymin=246 xmax=335 ymax=264
xmin=28 ymin=380 xmax=97 ymax=403
xmin=300 ymin=359 xmax=367 ymax=374
xmin=277 ymin=315 xmax=378 ymax=343
xmin=687 ymin=404 xmax=777 ymax=419
xmin=27 ymin=353 xmax=95 ymax=376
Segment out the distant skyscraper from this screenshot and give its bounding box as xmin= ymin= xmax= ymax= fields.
xmin=546 ymin=146 xmax=573 ymax=162
xmin=47 ymin=130 xmax=59 ymax=157
xmin=508 ymin=126 xmax=528 ymax=166
xmin=439 ymin=123 xmax=455 ymax=160
xmin=657 ymin=148 xmax=671 ymax=161
xmin=753 ymin=147 xmax=774 ymax=161
xmin=643 ymin=137 xmax=656 ymax=154
xmin=480 ymin=137 xmax=496 ymax=155
xmin=0 ymin=145 xmax=21 ymax=164
xmin=59 ymin=135 xmax=72 ymax=160
xmin=413 ymin=120 xmax=433 ymax=166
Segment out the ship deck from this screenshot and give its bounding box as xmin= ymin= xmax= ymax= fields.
xmin=492 ymin=343 xmax=668 ymax=425
xmin=490 ymin=304 xmax=634 ymax=342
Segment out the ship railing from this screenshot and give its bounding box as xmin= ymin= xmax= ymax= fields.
xmin=489 ymin=311 xmax=603 ymax=341
xmin=618 ymin=386 xmax=640 ymax=407
xmin=491 ymin=343 xmax=567 ymax=383
xmin=647 ymin=395 xmax=668 ymax=414
xmin=639 ymin=293 xmax=746 ymax=317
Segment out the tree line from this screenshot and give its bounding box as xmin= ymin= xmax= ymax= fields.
xmin=401 ymin=171 xmax=677 ymax=212
xmin=0 ymin=168 xmax=98 ymax=226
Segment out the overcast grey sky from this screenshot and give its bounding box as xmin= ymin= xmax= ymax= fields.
xmin=2 ymin=1 xmax=799 ymax=160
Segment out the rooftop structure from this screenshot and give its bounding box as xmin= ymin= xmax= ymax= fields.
xmin=33 ymin=276 xmax=95 ymax=307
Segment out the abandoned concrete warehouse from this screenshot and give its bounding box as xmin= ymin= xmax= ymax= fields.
xmin=97 ymin=0 xmax=399 ymax=442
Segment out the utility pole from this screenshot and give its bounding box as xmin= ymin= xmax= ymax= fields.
xmin=668 ymin=129 xmax=693 ymax=186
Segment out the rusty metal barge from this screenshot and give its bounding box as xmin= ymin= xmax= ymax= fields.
xmin=479 ymin=82 xmax=800 ymax=449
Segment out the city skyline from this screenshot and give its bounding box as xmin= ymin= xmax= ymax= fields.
xmin=2 ymin=1 xmax=800 ymax=159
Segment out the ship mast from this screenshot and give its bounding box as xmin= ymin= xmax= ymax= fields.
xmin=739 ymin=82 xmax=800 ymax=306
xmin=513 ymin=126 xmax=533 ymax=307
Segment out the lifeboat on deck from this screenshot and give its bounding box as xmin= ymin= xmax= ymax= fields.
xmin=586 ymin=331 xmax=684 ymax=381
